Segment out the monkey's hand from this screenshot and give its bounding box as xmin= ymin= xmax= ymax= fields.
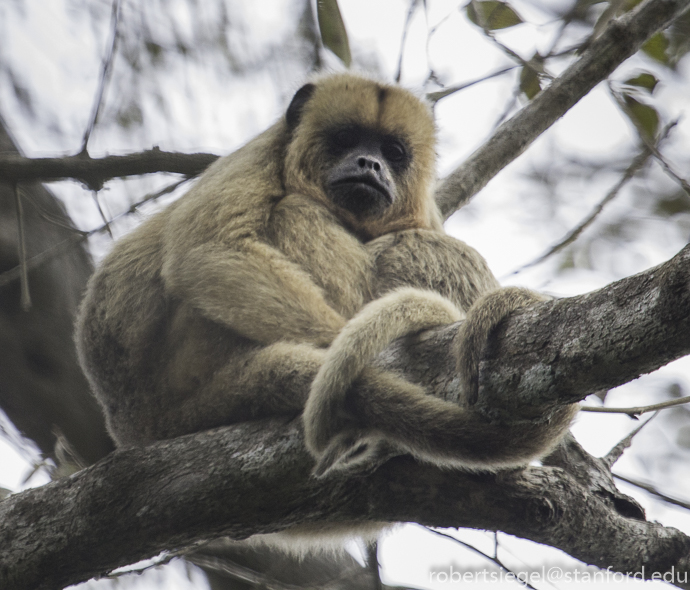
xmin=455 ymin=287 xmax=551 ymax=405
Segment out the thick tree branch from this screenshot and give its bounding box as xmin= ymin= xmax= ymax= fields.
xmin=435 ymin=0 xmax=690 ymax=218
xmin=2 ymin=422 xmax=689 ymax=590
xmin=0 ymin=149 xmax=219 ymax=190
xmin=2 ymin=244 xmax=690 ymax=590
xmin=476 ymin=243 xmax=690 ymax=415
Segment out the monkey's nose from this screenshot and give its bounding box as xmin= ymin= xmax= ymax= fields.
xmin=357 ymin=157 xmax=382 ymax=172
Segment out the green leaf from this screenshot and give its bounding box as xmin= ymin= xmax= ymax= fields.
xmin=317 ymin=0 xmax=352 ymax=67
xmin=655 ymin=191 xmax=690 ymax=216
xmin=623 ymin=94 xmax=659 ymax=141
xmin=621 ymin=0 xmax=645 ymax=11
xmin=466 ymin=1 xmax=523 ymax=30
xmin=519 ymin=64 xmax=541 ymax=100
xmin=642 ymin=32 xmax=670 ymax=65
xmin=623 ymin=72 xmax=659 ymax=93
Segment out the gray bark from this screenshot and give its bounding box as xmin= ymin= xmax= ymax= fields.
xmin=0 ymin=149 xmax=218 ymax=191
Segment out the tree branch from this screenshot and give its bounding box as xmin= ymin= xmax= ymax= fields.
xmin=435 ymin=0 xmax=690 ymax=218
xmin=2 ymin=244 xmax=690 ymax=590
xmin=0 ymin=149 xmax=219 ymax=190
xmin=475 ymin=243 xmax=690 ymax=415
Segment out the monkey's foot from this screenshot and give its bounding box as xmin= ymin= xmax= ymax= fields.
xmin=311 ymin=430 xmax=399 ymax=478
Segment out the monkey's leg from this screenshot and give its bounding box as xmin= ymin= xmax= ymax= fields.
xmin=302 ymin=287 xmax=463 ymax=473
xmin=154 ymin=341 xmax=327 ymax=442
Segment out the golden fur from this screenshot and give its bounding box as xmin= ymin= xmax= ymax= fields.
xmin=76 ymin=73 xmax=577 ymax=490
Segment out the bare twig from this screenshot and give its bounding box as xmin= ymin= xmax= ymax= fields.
xmin=581 ymin=396 xmax=690 ymax=417
xmin=423 ymin=527 xmax=539 ymax=590
xmin=91 ymin=190 xmax=113 ymax=239
xmin=610 ymin=85 xmax=690 ymax=195
xmin=395 ymin=0 xmax=421 ymax=83
xmin=0 ymin=178 xmax=191 ymax=287
xmin=426 ymin=66 xmax=518 ymax=103
xmin=13 ymin=184 xmax=31 ymax=310
xmin=507 ymin=121 xmax=676 ymax=276
xmin=604 ymin=413 xmax=657 ymax=467
xmin=508 ymin=150 xmax=650 ymax=275
xmin=81 ymin=0 xmax=122 ymax=153
xmin=20 ymin=187 xmax=88 ymax=233
xmin=492 ymin=84 xmax=520 ymax=129
xmin=649 ymin=146 xmax=690 ymax=196
xmin=365 ymin=541 xmax=382 ymax=590
xmin=613 ymin=473 xmax=690 ymax=511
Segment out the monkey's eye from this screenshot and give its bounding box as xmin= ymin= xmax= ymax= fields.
xmin=333 ymin=128 xmax=360 ymax=149
xmin=381 ymin=141 xmax=406 ymax=163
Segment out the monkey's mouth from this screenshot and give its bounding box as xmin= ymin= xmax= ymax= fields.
xmin=332 ymin=176 xmax=391 ymax=200
xmin=329 ymin=176 xmax=393 ymax=218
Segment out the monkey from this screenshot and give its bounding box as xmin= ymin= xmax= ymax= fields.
xmin=75 ymin=73 xmax=577 ymax=493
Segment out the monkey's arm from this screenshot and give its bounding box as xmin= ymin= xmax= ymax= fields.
xmin=161 ymin=239 xmax=346 ymax=347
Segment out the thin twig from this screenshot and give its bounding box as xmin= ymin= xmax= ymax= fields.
xmin=91 ymin=190 xmax=113 ymax=239
xmin=492 ymin=84 xmax=520 ymax=130
xmin=426 ymin=66 xmax=518 ymax=103
xmin=468 ymin=0 xmax=554 ymax=80
xmin=366 ymin=541 xmax=382 ymax=590
xmin=581 ymin=396 xmax=690 ymax=417
xmin=604 ymin=412 xmax=657 ymax=467
xmin=13 ymin=184 xmax=31 ymax=310
xmin=395 ymin=0 xmax=420 ymax=83
xmin=507 ymin=121 xmax=677 ymax=276
xmin=422 ymin=527 xmax=539 ymax=590
xmin=19 ymin=187 xmax=88 ymax=233
xmin=613 ymin=473 xmax=690 ymax=511
xmin=0 ymin=178 xmax=191 ymax=287
xmin=649 ymin=146 xmax=690 ymax=196
xmin=81 ymin=0 xmax=122 ymax=153
xmin=626 ymin=110 xmax=690 ymax=196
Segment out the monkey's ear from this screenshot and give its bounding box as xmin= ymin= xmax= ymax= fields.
xmin=286 ymin=83 xmax=316 ymax=130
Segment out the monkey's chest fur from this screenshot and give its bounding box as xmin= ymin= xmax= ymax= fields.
xmin=266 ymin=193 xmax=376 ymax=320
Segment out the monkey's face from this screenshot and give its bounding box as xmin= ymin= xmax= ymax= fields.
xmin=325 ymin=125 xmax=408 ymax=219
xmin=283 ymin=74 xmax=440 ymax=238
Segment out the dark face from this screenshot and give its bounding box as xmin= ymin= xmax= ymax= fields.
xmin=324 ymin=125 xmax=410 ymax=219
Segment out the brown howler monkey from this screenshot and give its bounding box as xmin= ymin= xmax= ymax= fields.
xmin=76 ymin=73 xmax=577 ymax=485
